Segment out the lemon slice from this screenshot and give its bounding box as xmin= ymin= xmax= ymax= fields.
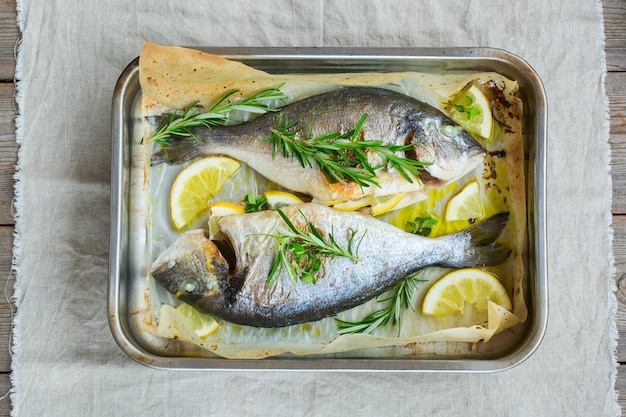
xmin=448 ymin=84 xmax=493 ymax=140
xmin=332 ymin=196 xmax=372 ymax=211
xmin=208 ymin=201 xmax=245 ymax=239
xmin=169 ymin=157 xmax=241 ymax=229
xmin=445 ymin=181 xmax=484 ymax=222
xmin=422 ymin=268 xmax=512 ymax=317
xmin=264 ymin=190 xmax=304 ymax=209
xmin=209 ymin=201 xmax=245 ymax=216
xmin=176 ymin=303 xmax=220 ymax=338
xmin=370 ymin=194 xmax=407 ymax=216
xmin=311 ymin=198 xmax=343 ymax=207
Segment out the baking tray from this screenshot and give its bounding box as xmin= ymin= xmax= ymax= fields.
xmin=109 ymin=47 xmax=547 ymax=371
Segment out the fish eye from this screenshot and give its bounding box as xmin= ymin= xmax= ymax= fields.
xmin=178 ymin=278 xmax=201 ymax=295
xmin=441 ymin=123 xmax=462 ymax=138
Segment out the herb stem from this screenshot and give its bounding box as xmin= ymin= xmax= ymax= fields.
xmin=262 ymin=209 xmax=364 ymax=285
xmin=148 ymin=85 xmax=287 ymax=151
xmin=261 ymin=113 xmax=431 ymax=189
xmin=335 ymin=274 xmax=425 ymax=335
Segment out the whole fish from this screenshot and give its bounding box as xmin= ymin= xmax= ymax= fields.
xmin=151 ymin=87 xmax=485 ymax=201
xmin=151 ymin=203 xmax=510 ymax=328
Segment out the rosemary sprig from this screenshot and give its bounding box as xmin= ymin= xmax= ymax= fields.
xmin=335 ymin=274 xmax=426 ymax=335
xmin=261 ymin=113 xmax=431 ymax=188
xmin=148 ymin=85 xmax=287 ymax=150
xmin=264 ymin=209 xmax=363 ymax=285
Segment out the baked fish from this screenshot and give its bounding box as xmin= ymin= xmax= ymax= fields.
xmin=150 ymin=203 xmax=510 ymax=328
xmin=151 ymin=87 xmax=485 ymax=201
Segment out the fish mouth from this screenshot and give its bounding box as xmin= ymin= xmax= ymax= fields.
xmin=424 ymin=141 xmax=485 ymax=182
xmin=467 ymin=142 xmax=487 ymax=163
xmin=211 ymin=239 xmax=237 ymax=273
xmin=150 ymin=229 xmax=231 ymax=299
xmin=468 ymin=140 xmax=487 ymax=164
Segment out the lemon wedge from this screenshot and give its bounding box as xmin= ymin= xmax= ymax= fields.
xmin=176 ymin=303 xmax=220 ymax=338
xmin=422 ymin=268 xmax=512 ymax=317
xmin=370 ymin=194 xmax=407 ymax=216
xmin=208 ymin=201 xmax=245 ymax=239
xmin=332 ymin=196 xmax=372 ymax=211
xmin=209 ymin=201 xmax=245 ymax=216
xmin=445 ymin=181 xmax=484 ymax=222
xmin=448 ymin=84 xmax=493 ymax=140
xmin=264 ymin=190 xmax=304 ymax=209
xmin=169 ymin=157 xmax=241 ymax=230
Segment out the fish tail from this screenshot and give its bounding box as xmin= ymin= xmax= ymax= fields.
xmin=449 ymin=212 xmax=512 ymax=268
xmin=151 ymin=135 xmax=211 ymax=166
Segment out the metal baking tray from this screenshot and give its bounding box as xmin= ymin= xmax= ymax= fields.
xmin=109 ymin=47 xmax=547 ymax=371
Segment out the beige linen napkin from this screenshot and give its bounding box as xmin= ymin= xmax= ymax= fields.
xmin=12 ymin=0 xmax=618 ymax=416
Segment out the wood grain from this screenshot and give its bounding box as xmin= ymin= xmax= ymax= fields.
xmin=609 ymin=72 xmax=626 ymax=215
xmin=0 ymin=227 xmax=13 ymax=373
xmin=0 ymin=83 xmax=16 ymax=225
xmin=0 ymin=0 xmax=17 ymax=81
xmin=604 ymin=0 xmax=626 ymax=71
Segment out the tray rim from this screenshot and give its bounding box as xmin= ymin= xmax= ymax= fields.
xmin=109 ymin=46 xmax=548 ymax=372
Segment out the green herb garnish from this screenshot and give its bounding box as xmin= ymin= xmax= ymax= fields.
xmin=407 ymin=212 xmax=439 ymax=237
xmin=244 ymin=193 xmax=268 ymax=213
xmin=264 ymin=209 xmax=363 ymax=285
xmin=335 ymin=274 xmax=426 ymax=335
xmin=261 ymin=113 xmax=431 ymax=188
xmin=148 ymin=86 xmax=287 ymax=151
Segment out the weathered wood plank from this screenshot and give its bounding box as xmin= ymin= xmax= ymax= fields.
xmin=613 ymin=217 xmax=626 ymax=360
xmin=618 ymin=364 xmax=626 ymax=412
xmin=0 ymin=0 xmax=18 ymax=81
xmin=609 ymin=72 xmax=626 ymax=215
xmin=604 ymin=0 xmax=626 ymax=71
xmin=0 ymin=226 xmax=13 ymax=374
xmin=0 ymin=82 xmax=16 ymax=226
xmin=0 ymin=374 xmax=11 ymax=417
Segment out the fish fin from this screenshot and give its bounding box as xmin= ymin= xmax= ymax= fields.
xmin=454 ymin=212 xmax=512 ymax=268
xmin=151 ymin=137 xmax=207 ymax=166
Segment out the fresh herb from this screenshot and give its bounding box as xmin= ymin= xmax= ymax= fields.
xmin=244 ymin=193 xmax=268 ymax=213
xmin=407 ymin=212 xmax=439 ymax=237
xmin=454 ymin=95 xmax=481 ymax=120
xmin=264 ymin=209 xmax=363 ymax=285
xmin=261 ymin=113 xmax=431 ymax=189
xmin=148 ymin=86 xmax=287 ymax=151
xmin=335 ymin=274 xmax=426 ymax=335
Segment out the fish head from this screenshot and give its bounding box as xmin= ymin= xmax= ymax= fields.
xmin=150 ymin=230 xmax=229 ymax=306
xmin=411 ymin=111 xmax=485 ymax=181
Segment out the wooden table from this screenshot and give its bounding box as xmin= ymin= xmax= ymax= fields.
xmin=0 ymin=1 xmax=624 ymax=414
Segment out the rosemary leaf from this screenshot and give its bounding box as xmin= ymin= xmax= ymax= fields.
xmin=148 ymin=85 xmax=287 ymax=152
xmin=335 ymin=274 xmax=426 ymax=335
xmin=261 ymin=113 xmax=431 ymax=188
xmin=261 ymin=209 xmax=363 ymax=285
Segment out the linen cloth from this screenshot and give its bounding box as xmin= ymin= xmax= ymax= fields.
xmin=11 ymin=0 xmax=618 ymax=416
